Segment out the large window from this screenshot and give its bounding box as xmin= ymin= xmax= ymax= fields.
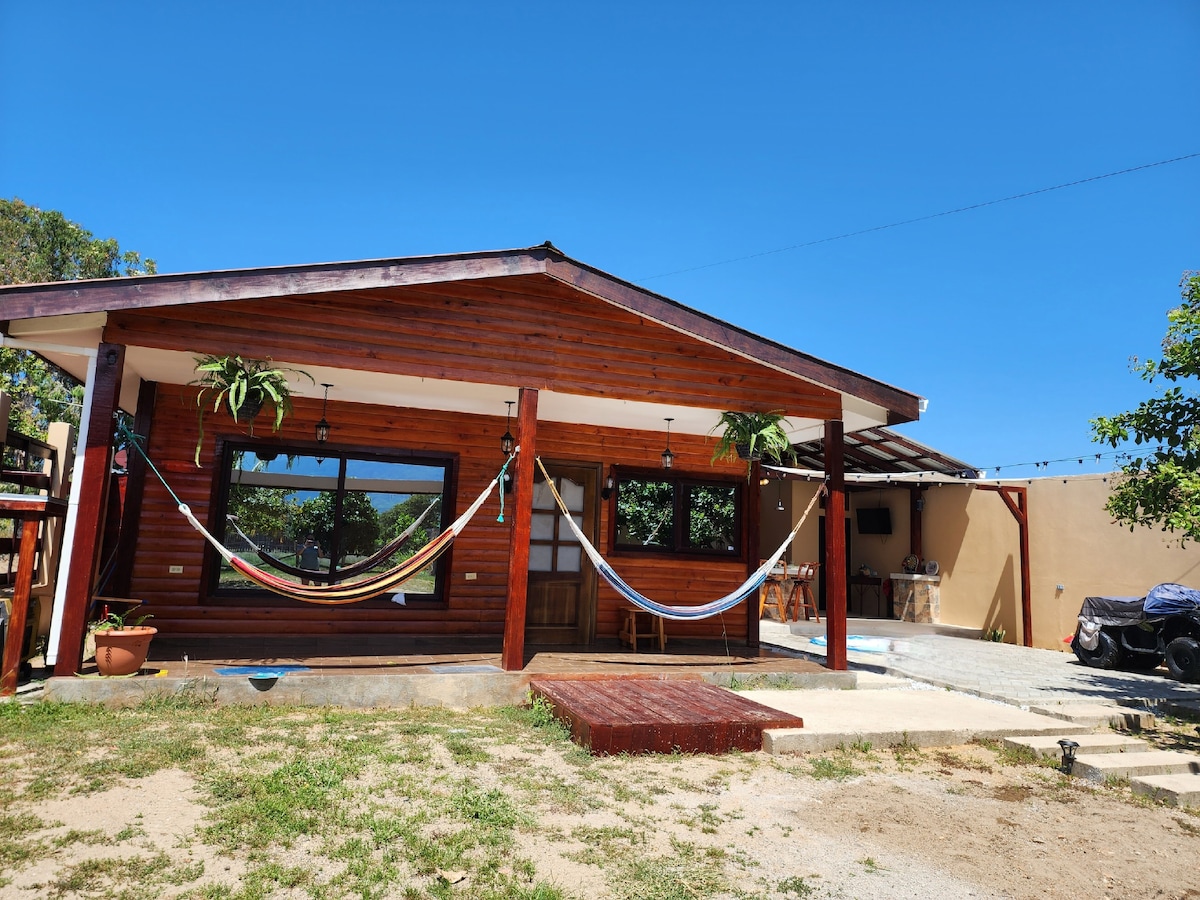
xmin=209 ymin=442 xmax=454 ymax=603
xmin=613 ymin=470 xmax=742 ymax=557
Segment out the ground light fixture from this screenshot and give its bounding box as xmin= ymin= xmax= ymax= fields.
xmin=500 ymin=400 xmax=515 ymax=455
xmin=661 ymin=418 xmax=675 ymax=470
xmin=1057 ymin=739 xmax=1080 ymax=774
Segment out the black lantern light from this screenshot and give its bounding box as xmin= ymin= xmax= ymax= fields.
xmin=500 ymin=401 xmax=515 ymax=455
xmin=1057 ymin=739 xmax=1080 ymax=774
xmin=661 ymin=417 xmax=675 ymax=470
xmin=776 ymin=478 xmax=785 ymax=512
xmin=601 ymin=469 xmax=616 ymax=501
xmin=315 ymin=383 xmax=332 ymax=445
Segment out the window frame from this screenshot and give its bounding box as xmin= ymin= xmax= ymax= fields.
xmin=202 ymin=437 xmax=458 ymax=608
xmin=607 ymin=466 xmax=745 ymax=560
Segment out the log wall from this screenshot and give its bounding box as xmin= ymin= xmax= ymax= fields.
xmin=128 ymin=388 xmax=752 ymax=641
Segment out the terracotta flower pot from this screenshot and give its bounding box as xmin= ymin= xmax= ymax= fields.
xmin=93 ymin=626 xmax=157 ymax=676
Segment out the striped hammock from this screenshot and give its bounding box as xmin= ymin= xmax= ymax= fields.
xmin=179 ymin=467 xmax=505 ymax=604
xmin=534 ymin=457 xmax=823 ymax=621
xmin=226 ymin=494 xmax=442 ymax=582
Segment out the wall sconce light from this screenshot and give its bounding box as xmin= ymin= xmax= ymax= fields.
xmin=500 ymin=400 xmax=515 ymax=455
xmin=915 ymin=495 xmax=925 ymax=512
xmin=661 ymin=418 xmax=675 ymax=470
xmin=601 ymin=469 xmax=615 ymax=501
xmin=315 ymin=383 xmax=333 ymax=445
xmin=1057 ymin=739 xmax=1080 ymax=774
xmin=502 ymin=471 xmax=514 ymax=494
xmin=776 ymin=478 xmax=785 ymax=512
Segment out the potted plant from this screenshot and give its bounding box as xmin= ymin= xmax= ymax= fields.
xmin=709 ymin=410 xmax=797 ymax=479
xmin=91 ymin=610 xmax=156 ymax=676
xmin=191 ymin=355 xmax=313 ymax=464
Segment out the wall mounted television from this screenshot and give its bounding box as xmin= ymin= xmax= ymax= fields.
xmin=856 ymin=507 xmax=892 ymax=535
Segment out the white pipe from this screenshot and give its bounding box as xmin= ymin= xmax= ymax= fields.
xmin=45 ymin=351 xmax=98 ymax=667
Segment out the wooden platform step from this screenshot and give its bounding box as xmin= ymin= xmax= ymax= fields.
xmin=529 ymin=676 xmax=804 ymax=755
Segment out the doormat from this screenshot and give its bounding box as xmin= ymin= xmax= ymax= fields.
xmin=214 ymin=665 xmax=311 ymax=677
xmin=809 ymin=635 xmax=893 ymax=653
xmin=428 ymin=664 xmax=503 ymax=673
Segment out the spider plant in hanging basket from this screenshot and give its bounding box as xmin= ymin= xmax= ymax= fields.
xmin=191 ymin=354 xmax=313 ymax=465
xmin=709 ymin=410 xmax=797 ymax=479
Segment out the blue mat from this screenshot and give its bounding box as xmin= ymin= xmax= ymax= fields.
xmin=809 ymin=635 xmax=892 ymax=653
xmin=214 ymin=665 xmax=311 ymax=677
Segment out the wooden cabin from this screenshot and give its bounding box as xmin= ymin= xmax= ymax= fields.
xmin=0 ymin=244 xmax=922 ymax=675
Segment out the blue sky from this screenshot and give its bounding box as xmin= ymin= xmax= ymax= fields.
xmin=3 ymin=2 xmax=1197 ymax=475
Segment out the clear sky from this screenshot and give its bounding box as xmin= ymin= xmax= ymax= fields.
xmin=2 ymin=2 xmax=1197 ymax=476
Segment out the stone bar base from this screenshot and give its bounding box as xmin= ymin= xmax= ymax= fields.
xmin=890 ymin=574 xmax=941 ymax=623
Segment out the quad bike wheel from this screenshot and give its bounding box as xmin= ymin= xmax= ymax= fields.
xmin=1165 ymin=637 xmax=1200 ymax=683
xmin=1071 ymin=629 xmax=1121 ymax=669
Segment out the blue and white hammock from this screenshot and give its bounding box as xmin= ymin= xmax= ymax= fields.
xmin=534 ymin=457 xmax=824 ymax=621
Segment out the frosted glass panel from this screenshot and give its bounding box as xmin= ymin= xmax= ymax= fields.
xmin=558 ymin=514 xmax=583 ymax=543
xmin=560 ymin=478 xmax=584 ymax=511
xmin=528 ymin=545 xmax=553 ymax=572
xmin=532 ymin=481 xmax=556 ymax=510
xmin=531 ymin=513 xmax=555 ymax=540
xmin=557 ymin=545 xmax=581 ymax=572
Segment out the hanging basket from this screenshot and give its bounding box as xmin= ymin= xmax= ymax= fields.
xmin=735 ymin=443 xmax=764 ymax=461
xmin=231 ymin=394 xmax=265 ymax=423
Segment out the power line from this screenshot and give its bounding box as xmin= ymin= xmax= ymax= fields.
xmin=637 ymin=151 xmax=1200 ymax=282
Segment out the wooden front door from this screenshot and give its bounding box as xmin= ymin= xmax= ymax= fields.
xmin=526 ymin=462 xmax=598 ymax=645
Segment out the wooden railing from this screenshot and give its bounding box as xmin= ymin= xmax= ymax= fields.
xmin=0 ymin=392 xmax=74 ymax=694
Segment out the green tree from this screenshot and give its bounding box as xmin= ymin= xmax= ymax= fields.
xmin=296 ymin=491 xmax=381 ymax=559
xmin=1092 ymin=271 xmax=1200 ymax=543
xmin=0 ymin=198 xmax=156 ymax=438
xmin=378 ymin=494 xmax=440 ymax=558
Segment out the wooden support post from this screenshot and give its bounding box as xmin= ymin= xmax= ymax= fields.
xmin=53 ymin=342 xmax=124 ymax=676
xmin=1 ymin=516 xmax=44 ymax=695
xmin=909 ymin=486 xmax=924 ymax=560
xmin=824 ymin=420 xmax=847 ymax=670
xmin=110 ymin=380 xmax=157 ymax=598
xmin=747 ymin=459 xmax=762 ymax=649
xmin=501 ymin=388 xmax=538 ymax=671
xmin=976 ymin=484 xmax=1032 ymax=647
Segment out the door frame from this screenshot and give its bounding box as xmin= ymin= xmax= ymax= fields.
xmin=525 ymin=459 xmax=600 ymax=645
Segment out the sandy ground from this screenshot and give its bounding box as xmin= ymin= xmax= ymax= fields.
xmin=6 ymin=734 xmax=1200 ymax=900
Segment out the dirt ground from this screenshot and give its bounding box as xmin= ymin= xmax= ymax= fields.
xmin=5 ymin=719 xmax=1200 ymax=900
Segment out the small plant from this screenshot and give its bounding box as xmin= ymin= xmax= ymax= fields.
xmin=92 ymin=609 xmax=153 ymax=632
xmin=190 ymin=354 xmax=313 ymax=465
xmin=709 ymin=410 xmax=797 ymax=480
xmin=984 ymin=627 xmax=1007 ymax=642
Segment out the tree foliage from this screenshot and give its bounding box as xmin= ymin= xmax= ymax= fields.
xmin=0 ymin=198 xmax=156 ymax=439
xmin=296 ymin=491 xmax=381 ymax=559
xmin=1092 ymin=272 xmax=1200 ymax=543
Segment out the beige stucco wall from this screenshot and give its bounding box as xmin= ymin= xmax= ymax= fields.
xmin=762 ymin=474 xmax=1200 ymax=650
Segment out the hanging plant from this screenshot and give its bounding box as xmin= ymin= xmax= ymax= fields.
xmin=191 ymin=354 xmax=313 ymax=465
xmin=709 ymin=410 xmax=797 ymax=480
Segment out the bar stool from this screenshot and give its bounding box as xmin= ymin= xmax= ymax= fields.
xmin=787 ymin=562 xmax=820 ymax=622
xmin=758 ymin=560 xmax=788 ymax=620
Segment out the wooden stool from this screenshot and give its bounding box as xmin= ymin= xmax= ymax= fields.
xmin=619 ymin=607 xmax=666 ymax=652
xmin=787 ymin=563 xmax=820 ymax=622
xmin=759 ymin=573 xmax=788 ymax=621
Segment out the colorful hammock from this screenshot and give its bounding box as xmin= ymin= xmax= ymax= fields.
xmin=226 ymin=494 xmax=441 ymax=582
xmin=121 ymin=423 xmax=515 ymax=605
xmin=534 ymin=457 xmax=823 ymax=621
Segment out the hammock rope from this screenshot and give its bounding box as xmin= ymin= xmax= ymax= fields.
xmin=120 ymin=421 xmax=516 ymax=604
xmin=534 ymin=456 xmax=824 ymax=621
xmin=226 ymin=494 xmax=441 ymax=582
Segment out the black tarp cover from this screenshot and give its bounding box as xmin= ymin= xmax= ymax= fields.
xmin=1144 ymin=583 xmax=1200 ymax=618
xmin=1078 ymin=595 xmax=1145 ymax=627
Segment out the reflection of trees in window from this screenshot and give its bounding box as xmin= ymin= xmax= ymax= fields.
xmin=215 ymin=444 xmax=451 ymax=600
xmin=614 ymin=473 xmax=740 ymax=556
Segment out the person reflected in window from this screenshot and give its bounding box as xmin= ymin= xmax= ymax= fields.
xmin=298 ymin=535 xmax=324 ymax=585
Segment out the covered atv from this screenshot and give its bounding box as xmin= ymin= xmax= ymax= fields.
xmin=1071 ymin=583 xmax=1200 ymax=682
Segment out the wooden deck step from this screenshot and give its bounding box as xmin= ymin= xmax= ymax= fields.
xmin=530 ymin=676 xmax=804 ymax=755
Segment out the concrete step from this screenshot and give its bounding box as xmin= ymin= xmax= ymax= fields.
xmin=1073 ymin=750 xmax=1200 ymax=783
xmin=1028 ymin=703 xmax=1155 ymax=731
xmin=1131 ymin=773 xmax=1200 ymax=809
xmin=1003 ymin=733 xmax=1149 ymax=759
